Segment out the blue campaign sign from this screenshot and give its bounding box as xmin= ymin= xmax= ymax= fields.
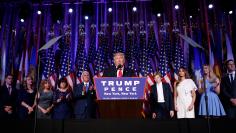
xmin=94 ymin=77 xmax=147 ymax=100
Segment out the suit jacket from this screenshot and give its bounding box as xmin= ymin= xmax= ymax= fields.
xmin=73 ymin=82 xmax=97 ymax=118
xmin=0 ymin=84 xmax=18 ymax=119
xmin=220 ymin=72 xmax=236 ymax=108
xmin=102 ymin=66 xmax=136 ymax=77
xmin=150 ymin=83 xmax=174 ymax=113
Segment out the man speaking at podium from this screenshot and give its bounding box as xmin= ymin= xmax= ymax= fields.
xmin=103 ymin=52 xmax=136 ymax=77
xmin=98 ymin=52 xmax=143 ymax=119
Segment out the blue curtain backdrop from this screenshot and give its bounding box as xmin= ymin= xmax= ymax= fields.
xmin=0 ymin=0 xmax=235 ymax=85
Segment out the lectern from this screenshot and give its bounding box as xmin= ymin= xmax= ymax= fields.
xmin=94 ymin=77 xmax=146 ymax=119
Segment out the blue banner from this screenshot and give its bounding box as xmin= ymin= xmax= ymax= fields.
xmin=94 ymin=77 xmax=146 ymax=100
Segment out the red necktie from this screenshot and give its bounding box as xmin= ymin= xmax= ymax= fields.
xmin=118 ymin=69 xmax=123 ymax=77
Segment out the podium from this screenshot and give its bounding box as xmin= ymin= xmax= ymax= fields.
xmin=94 ymin=77 xmax=146 ymax=119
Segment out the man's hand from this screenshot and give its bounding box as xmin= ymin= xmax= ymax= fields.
xmin=230 ymin=98 xmax=236 ymax=106
xmin=4 ymin=106 xmax=12 ymax=114
xmin=170 ymin=111 xmax=174 ymax=118
xmin=152 ymin=113 xmax=157 ymax=119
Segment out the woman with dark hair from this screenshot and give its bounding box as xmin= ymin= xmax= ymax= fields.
xmin=174 ymin=67 xmax=197 ymax=118
xmin=52 ymin=78 xmax=72 ymax=119
xmin=36 ymin=79 xmax=54 ymax=119
xmin=198 ymin=65 xmax=226 ymax=117
xmin=18 ymin=75 xmax=36 ymax=119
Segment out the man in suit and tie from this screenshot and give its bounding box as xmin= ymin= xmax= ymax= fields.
xmin=0 ymin=74 xmax=18 ymax=119
xmin=103 ymin=52 xmax=135 ymax=77
xmin=150 ymin=72 xmax=174 ymax=120
xmin=221 ymin=59 xmax=236 ymax=118
xmin=73 ymin=71 xmax=97 ymax=119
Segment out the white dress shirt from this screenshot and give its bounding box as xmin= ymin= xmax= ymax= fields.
xmin=84 ymin=82 xmax=89 ymax=91
xmin=156 ymin=82 xmax=165 ymax=103
xmin=228 ymin=71 xmax=235 ymax=82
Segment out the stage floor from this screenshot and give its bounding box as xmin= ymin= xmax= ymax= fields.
xmin=1 ymin=118 xmax=235 ymax=133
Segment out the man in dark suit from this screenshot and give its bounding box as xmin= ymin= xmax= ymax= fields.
xmin=150 ymin=72 xmax=174 ymax=120
xmin=0 ymin=74 xmax=18 ymax=119
xmin=221 ymin=59 xmax=236 ymax=118
xmin=103 ymin=52 xmax=135 ymax=77
xmin=73 ymin=71 xmax=97 ymax=119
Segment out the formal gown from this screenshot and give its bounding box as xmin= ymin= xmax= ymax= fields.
xmin=18 ymin=88 xmax=36 ymax=119
xmin=176 ymin=79 xmax=197 ymax=118
xmin=198 ymin=80 xmax=226 ymax=116
xmin=52 ymin=89 xmax=72 ymax=119
xmin=37 ymin=90 xmax=53 ymax=119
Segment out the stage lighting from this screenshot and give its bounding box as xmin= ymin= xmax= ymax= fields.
xmin=190 ymin=15 xmax=193 ymax=19
xmin=151 ymin=0 xmax=164 ymax=15
xmin=68 ymin=8 xmax=73 ymax=13
xmin=84 ymin=16 xmax=89 ymax=20
xmin=20 ymin=18 xmax=24 ymax=23
xmin=19 ymin=2 xmax=32 ymax=20
xmin=82 ymin=1 xmax=94 ymax=19
xmin=185 ymin=0 xmax=200 ymax=18
xmin=50 ymin=3 xmax=64 ymax=23
xmin=174 ymin=5 xmax=179 ymax=10
xmin=132 ymin=6 xmax=137 ymax=12
xmin=219 ymin=0 xmax=235 ymax=15
xmin=108 ymin=7 xmax=112 ymax=12
xmin=208 ymin=4 xmax=213 ymax=9
xmin=37 ymin=10 xmax=41 ymax=15
xmin=157 ymin=13 xmax=161 ymax=17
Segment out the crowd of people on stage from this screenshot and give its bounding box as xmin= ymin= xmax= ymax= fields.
xmin=0 ymin=52 xmax=235 ymax=120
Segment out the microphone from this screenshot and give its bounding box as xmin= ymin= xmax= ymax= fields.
xmin=117 ymin=64 xmax=123 ymax=70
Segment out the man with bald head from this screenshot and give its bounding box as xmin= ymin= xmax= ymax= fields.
xmin=103 ymin=52 xmax=135 ymax=77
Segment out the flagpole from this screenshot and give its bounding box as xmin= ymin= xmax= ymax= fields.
xmin=34 ymin=52 xmax=41 ymax=133
xmin=203 ymin=75 xmax=211 ymax=133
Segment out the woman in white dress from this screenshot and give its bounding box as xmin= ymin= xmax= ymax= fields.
xmin=174 ymin=67 xmax=197 ymax=118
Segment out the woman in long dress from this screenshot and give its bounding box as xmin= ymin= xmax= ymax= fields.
xmin=36 ymin=79 xmax=54 ymax=119
xmin=18 ymin=75 xmax=36 ymax=119
xmin=198 ymin=65 xmax=226 ymax=117
xmin=52 ymin=78 xmax=72 ymax=119
xmin=174 ymin=67 xmax=197 ymax=118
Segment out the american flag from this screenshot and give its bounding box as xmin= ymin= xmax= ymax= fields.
xmin=76 ymin=31 xmax=89 ymax=84
xmin=138 ymin=27 xmax=154 ymax=118
xmin=126 ymin=30 xmax=139 ymax=74
xmin=147 ymin=23 xmax=158 ymax=73
xmin=88 ymin=24 xmax=96 ymax=64
xmin=42 ymin=47 xmax=56 ymax=87
xmin=139 ymin=30 xmax=150 ymax=76
xmin=192 ymin=28 xmax=205 ymax=82
xmin=112 ymin=26 xmax=124 ymax=54
xmin=59 ymin=34 xmax=74 ymax=88
xmin=173 ymin=32 xmax=185 ymax=80
xmin=94 ymin=32 xmax=107 ymax=76
xmin=41 ymin=29 xmax=56 ymax=87
xmin=158 ymin=24 xmax=172 ymax=84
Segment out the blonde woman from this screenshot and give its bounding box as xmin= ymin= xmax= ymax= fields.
xmin=198 ymin=65 xmax=226 ymax=117
xmin=36 ymin=79 xmax=54 ymax=119
xmin=174 ymin=67 xmax=197 ymax=118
